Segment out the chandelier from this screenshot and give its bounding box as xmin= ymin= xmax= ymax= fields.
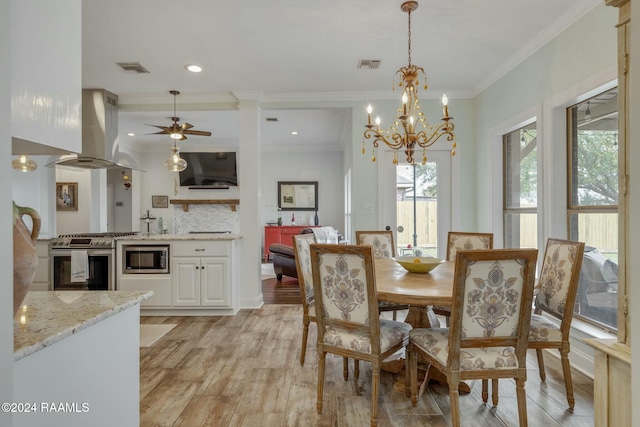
xmin=363 ymin=1 xmax=456 ymax=165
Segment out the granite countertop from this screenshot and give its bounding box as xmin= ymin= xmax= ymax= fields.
xmin=116 ymin=233 xmax=242 ymax=241
xmin=14 ymin=290 xmax=153 ymax=361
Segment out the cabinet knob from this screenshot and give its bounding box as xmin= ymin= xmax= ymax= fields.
xmin=195 ymin=266 xmax=199 ymax=269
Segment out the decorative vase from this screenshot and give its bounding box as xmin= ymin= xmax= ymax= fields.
xmin=13 ymin=202 xmax=41 ymax=318
xmin=314 ymin=211 xmax=319 ymax=226
xmin=277 ymin=218 xmax=282 ymax=226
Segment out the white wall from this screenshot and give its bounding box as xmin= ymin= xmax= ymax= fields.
xmin=261 ymin=150 xmax=344 ymax=228
xmin=12 ymin=155 xmax=57 ymax=238
xmin=1 ymin=0 xmax=13 ymax=422
xmin=474 ymin=4 xmax=618 ymax=232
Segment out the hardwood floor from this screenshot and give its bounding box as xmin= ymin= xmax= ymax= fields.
xmin=140 ymin=303 xmax=594 ymax=426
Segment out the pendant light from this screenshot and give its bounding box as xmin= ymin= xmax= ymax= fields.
xmin=12 ymin=155 xmax=37 ymax=172
xmin=165 ymin=142 xmax=187 ymax=172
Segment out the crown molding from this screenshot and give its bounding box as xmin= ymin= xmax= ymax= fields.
xmin=472 ymin=0 xmax=603 ymax=97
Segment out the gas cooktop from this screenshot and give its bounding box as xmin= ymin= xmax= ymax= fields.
xmin=50 ymin=232 xmax=139 ymax=248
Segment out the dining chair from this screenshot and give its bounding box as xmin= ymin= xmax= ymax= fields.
xmin=408 ymin=248 xmax=538 ymax=427
xmin=356 ymin=230 xmax=410 ymax=320
xmin=293 ymin=233 xmax=350 ymax=378
xmin=433 ymin=231 xmax=494 ymax=324
xmin=310 ymin=243 xmax=412 ymax=427
xmin=527 ymin=238 xmax=585 ymax=411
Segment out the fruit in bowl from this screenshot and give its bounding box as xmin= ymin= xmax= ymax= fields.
xmin=393 ymin=256 xmax=444 ymax=273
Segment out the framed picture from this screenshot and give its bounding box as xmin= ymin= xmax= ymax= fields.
xmin=152 ymin=195 xmax=169 ymax=208
xmin=56 ymin=182 xmax=78 ymax=211
xmin=277 ymin=181 xmax=318 ymax=211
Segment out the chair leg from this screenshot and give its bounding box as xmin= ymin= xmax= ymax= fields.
xmin=491 ymin=378 xmax=499 ymax=407
xmin=449 ymin=382 xmax=461 ymax=427
xmin=404 ymin=351 xmax=411 ymax=398
xmin=392 ymin=310 xmax=397 ymax=321
xmin=370 ymin=363 xmax=380 ymax=427
xmin=560 ymin=349 xmax=575 ymax=411
xmin=481 ymin=379 xmax=488 ymax=403
xmin=408 ymin=345 xmax=418 ymax=406
xmin=515 ymin=378 xmax=529 ymax=427
xmin=300 ymin=317 xmax=310 ymax=366
xmin=343 ymin=357 xmax=349 ymax=380
xmin=536 ymin=348 xmax=546 ymax=381
xmin=354 ymin=359 xmax=360 ymax=380
xmin=317 ymin=351 xmax=326 ymax=413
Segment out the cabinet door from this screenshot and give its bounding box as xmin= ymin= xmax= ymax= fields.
xmin=200 ymin=257 xmax=230 ymax=307
xmin=264 ymin=227 xmax=280 ymax=260
xmin=172 ymin=257 xmax=201 ymax=306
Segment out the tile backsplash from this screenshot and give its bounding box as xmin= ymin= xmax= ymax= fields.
xmin=173 ymin=204 xmax=240 ymax=234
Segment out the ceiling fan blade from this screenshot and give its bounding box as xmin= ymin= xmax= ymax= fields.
xmin=183 ymin=130 xmax=212 ymax=137
xmin=146 ymin=124 xmax=171 ymax=131
xmin=181 ymin=123 xmax=193 ymax=131
xmin=145 ymin=130 xmax=171 ymax=135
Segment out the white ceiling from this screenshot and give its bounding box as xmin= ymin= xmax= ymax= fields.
xmin=81 ymin=0 xmax=601 ymax=151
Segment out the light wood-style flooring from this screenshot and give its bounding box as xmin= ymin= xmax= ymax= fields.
xmin=139 ymin=303 xmax=594 ymax=426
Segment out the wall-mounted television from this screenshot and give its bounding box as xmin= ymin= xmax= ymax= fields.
xmin=178 ymin=152 xmax=238 ymax=188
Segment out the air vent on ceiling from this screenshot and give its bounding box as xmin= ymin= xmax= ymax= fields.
xmin=358 ymin=59 xmax=382 ymax=70
xmin=116 ymin=62 xmax=150 ymax=74
xmin=265 ymin=117 xmax=278 ymax=122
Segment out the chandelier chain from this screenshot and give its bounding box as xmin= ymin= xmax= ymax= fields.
xmin=407 ymin=9 xmax=412 ymax=66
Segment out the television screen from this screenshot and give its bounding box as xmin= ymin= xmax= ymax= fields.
xmin=178 ymin=152 xmax=238 ymax=187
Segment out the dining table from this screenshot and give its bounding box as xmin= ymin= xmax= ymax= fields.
xmin=373 ymin=257 xmax=471 ymax=394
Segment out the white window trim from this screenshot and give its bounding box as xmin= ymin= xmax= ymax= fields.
xmin=488 ymin=106 xmax=542 ymax=250
xmin=488 ymin=67 xmax=618 ymax=378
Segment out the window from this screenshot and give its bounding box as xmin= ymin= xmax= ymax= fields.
xmin=503 ymin=123 xmax=537 ymax=249
xmin=568 ymin=88 xmax=618 ymax=331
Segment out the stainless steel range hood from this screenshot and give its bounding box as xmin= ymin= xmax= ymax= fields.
xmin=47 ymin=89 xmax=135 ymax=170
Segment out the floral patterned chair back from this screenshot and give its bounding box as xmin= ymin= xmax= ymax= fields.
xmin=446 ymin=231 xmax=494 ymax=261
xmin=534 ymin=239 xmax=585 ymax=323
xmin=309 ymin=243 xmax=412 ymax=427
xmin=356 ymin=230 xmax=396 ymax=258
xmin=450 ymin=249 xmax=537 ymax=367
xmin=293 ymin=233 xmax=317 ymax=308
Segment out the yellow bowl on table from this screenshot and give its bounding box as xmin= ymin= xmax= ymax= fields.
xmin=393 ymin=256 xmax=444 ymax=273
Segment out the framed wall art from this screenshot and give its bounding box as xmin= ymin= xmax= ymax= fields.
xmin=56 ymin=182 xmax=78 ymax=211
xmin=277 ymin=181 xmax=318 ymax=211
xmin=152 ymin=195 xmax=169 ymax=208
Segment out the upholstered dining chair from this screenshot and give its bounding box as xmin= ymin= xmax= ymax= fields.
xmin=293 ymin=233 xmax=350 ymax=378
xmin=433 ymin=231 xmax=495 ymax=324
xmin=310 ymin=243 xmax=412 ymax=427
xmin=482 ymin=239 xmax=585 ymax=411
xmin=526 ymin=239 xmax=588 ymax=413
xmin=408 ymin=248 xmax=538 ymax=427
xmin=356 ymin=230 xmax=410 ymax=320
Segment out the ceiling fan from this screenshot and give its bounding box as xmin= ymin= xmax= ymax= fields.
xmin=146 ymin=90 xmax=212 ymax=140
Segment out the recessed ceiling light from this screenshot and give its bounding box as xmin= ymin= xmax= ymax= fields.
xmin=127 ymin=133 xmax=135 ymax=136
xmin=291 ymin=131 xmax=298 ymax=135
xmin=185 ymin=64 xmax=203 ymax=73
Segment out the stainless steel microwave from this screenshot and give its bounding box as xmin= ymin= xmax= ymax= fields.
xmin=122 ymin=245 xmax=169 ymax=274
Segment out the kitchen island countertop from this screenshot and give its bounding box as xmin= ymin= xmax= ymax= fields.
xmin=116 ymin=233 xmax=242 ymax=241
xmin=14 ymin=290 xmax=153 ymax=361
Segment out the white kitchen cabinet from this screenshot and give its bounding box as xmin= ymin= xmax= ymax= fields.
xmin=172 ymin=249 xmax=230 ymax=308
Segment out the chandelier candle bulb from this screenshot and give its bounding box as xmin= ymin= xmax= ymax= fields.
xmin=367 ymin=104 xmax=373 ymax=124
xmin=442 ymin=94 xmax=449 ymax=118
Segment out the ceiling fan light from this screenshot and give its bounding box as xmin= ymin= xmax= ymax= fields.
xmin=170 ymin=132 xmax=182 ymax=140
xmin=185 ymin=64 xmax=202 ymax=73
xmin=12 ymin=155 xmax=37 ymax=172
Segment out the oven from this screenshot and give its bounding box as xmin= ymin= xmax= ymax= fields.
xmin=122 ymin=245 xmax=169 ymax=274
xmin=49 ymin=232 xmax=138 ymax=291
